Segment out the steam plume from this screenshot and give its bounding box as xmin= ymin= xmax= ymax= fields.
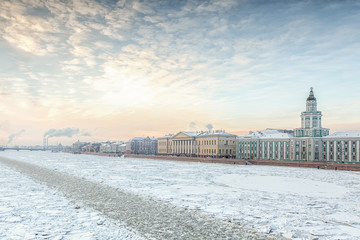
xmin=44 ymin=128 xmax=91 ymax=138
xmin=8 ymin=129 xmax=25 ymax=144
xmin=188 ymin=121 xmax=197 ymax=130
xmin=205 ymin=123 xmax=214 ymax=132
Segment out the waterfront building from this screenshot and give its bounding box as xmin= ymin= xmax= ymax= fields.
xmin=128 ymin=137 xmax=158 ymax=155
xmin=237 ymin=88 xmax=360 ymax=163
xmin=237 ymin=129 xmax=293 ymax=161
xmin=99 ymin=141 xmax=125 ymax=153
xmin=83 ymin=143 xmax=101 ymax=153
xmin=157 ymin=130 xmax=237 ymax=158
xmin=322 ymin=132 xmax=360 ymax=163
xmin=196 ymin=131 xmax=237 ymax=158
xmin=72 ymin=140 xmax=89 ymax=153
xmin=168 ymin=131 xmax=198 ymax=156
xmin=157 ymin=134 xmax=174 ymax=155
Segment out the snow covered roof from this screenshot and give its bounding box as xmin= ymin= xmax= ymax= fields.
xmin=196 ymin=131 xmax=237 ymax=137
xmin=158 ymin=134 xmax=175 ymax=139
xmin=160 ymin=130 xmax=236 ymax=139
xmin=181 ymin=131 xmax=199 ymax=137
xmin=240 ymin=129 xmax=294 ymax=139
xmin=131 ymin=137 xmax=157 ymax=141
xmin=323 ymin=131 xmax=360 ymax=139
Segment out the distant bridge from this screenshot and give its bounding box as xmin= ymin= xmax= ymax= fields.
xmin=0 ymin=147 xmax=47 ymax=151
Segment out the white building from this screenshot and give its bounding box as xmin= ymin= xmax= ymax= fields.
xmin=237 ymin=88 xmax=360 ymax=163
xmin=237 ymin=129 xmax=293 ymax=161
xmin=322 ymin=132 xmax=360 ymax=162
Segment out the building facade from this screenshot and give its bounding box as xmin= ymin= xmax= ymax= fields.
xmin=127 ymin=137 xmax=158 ymax=155
xmin=157 ymin=130 xmax=237 ymax=158
xmin=157 ymin=134 xmax=174 ymax=155
xmin=322 ymin=132 xmax=360 ymax=162
xmin=237 ymin=88 xmax=360 ymax=163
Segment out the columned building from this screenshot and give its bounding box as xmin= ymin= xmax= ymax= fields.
xmin=170 ymin=132 xmax=197 ymax=156
xmin=237 ymin=88 xmax=360 ymax=163
xmin=158 ymin=130 xmax=237 ymax=158
xmin=237 ymin=129 xmax=292 ymax=160
xmin=322 ymin=132 xmax=360 ymax=162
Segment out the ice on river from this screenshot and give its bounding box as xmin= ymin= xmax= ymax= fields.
xmin=0 ymin=158 xmax=144 ymax=240
xmin=1 ymin=150 xmax=360 ymax=239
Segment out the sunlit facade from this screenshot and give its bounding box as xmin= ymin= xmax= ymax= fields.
xmin=158 ymin=130 xmax=237 ymax=158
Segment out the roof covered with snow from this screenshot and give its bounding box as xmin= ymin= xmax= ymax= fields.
xmin=131 ymin=137 xmax=157 ymax=141
xmin=158 ymin=134 xmax=175 ymax=139
xmin=240 ymin=129 xmax=294 ymax=139
xmin=323 ymin=131 xmax=360 ymax=139
xmin=196 ymin=131 xmax=237 ymax=138
xmin=159 ymin=130 xmax=236 ymax=139
xmin=181 ymin=131 xmax=199 ymax=137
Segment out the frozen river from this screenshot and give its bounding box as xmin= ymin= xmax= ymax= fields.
xmin=1 ymin=150 xmax=360 ymax=239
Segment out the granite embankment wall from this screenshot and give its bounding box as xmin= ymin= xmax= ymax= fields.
xmin=124 ymin=154 xmax=360 ymax=171
xmin=65 ymin=152 xmax=360 ymax=171
xmin=124 ymin=154 xmax=247 ymax=165
xmin=249 ymin=159 xmax=360 ymax=171
xmin=72 ymin=152 xmax=121 ymax=157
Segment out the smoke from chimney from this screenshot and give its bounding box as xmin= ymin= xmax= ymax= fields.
xmin=44 ymin=128 xmax=91 ymax=139
xmin=205 ymin=123 xmax=214 ymax=132
xmin=188 ymin=121 xmax=197 ymax=130
xmin=7 ymin=129 xmax=25 ymax=144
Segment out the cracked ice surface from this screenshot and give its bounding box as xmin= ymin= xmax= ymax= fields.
xmin=0 ymin=161 xmax=144 ymax=240
xmin=1 ymin=150 xmax=360 ymax=239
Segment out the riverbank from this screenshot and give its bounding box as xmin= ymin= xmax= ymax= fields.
xmin=124 ymin=154 xmax=247 ymax=165
xmin=64 ymin=152 xmax=360 ymax=171
xmin=124 ymin=154 xmax=360 ymax=171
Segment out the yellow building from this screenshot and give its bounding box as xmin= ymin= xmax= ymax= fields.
xmin=157 ymin=134 xmax=174 ymax=155
xmin=157 ymin=130 xmax=237 ymax=158
xmin=196 ymin=132 xmax=236 ymax=158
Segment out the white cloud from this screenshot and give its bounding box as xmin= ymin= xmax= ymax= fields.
xmin=132 ymin=1 xmax=154 ymax=15
xmin=73 ymin=0 xmax=107 ymax=16
xmin=0 ymin=1 xmax=65 ymax=56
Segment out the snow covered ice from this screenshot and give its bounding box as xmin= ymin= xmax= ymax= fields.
xmin=1 ymin=150 xmax=360 ymax=239
xmin=0 ymin=159 xmax=145 ymax=240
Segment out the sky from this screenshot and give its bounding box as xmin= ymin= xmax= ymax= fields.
xmin=0 ymin=0 xmax=360 ymax=146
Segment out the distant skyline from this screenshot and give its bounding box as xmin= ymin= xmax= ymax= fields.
xmin=1 ymin=0 xmax=360 ymax=145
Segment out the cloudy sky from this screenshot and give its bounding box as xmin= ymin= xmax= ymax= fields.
xmin=1 ymin=0 xmax=360 ymax=145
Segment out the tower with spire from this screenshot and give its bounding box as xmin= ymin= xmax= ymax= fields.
xmin=294 ymin=88 xmax=329 ymax=137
